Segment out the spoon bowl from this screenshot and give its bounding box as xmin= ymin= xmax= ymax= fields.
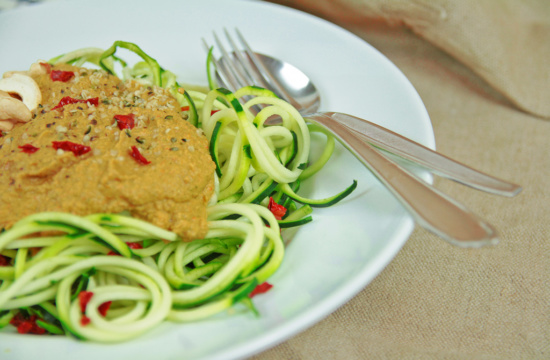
xmin=251 ymin=53 xmax=321 ymax=115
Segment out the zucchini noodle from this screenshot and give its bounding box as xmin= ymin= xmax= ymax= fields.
xmin=0 ymin=41 xmax=356 ymax=341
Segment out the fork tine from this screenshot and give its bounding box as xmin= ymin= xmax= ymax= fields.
xmin=223 ymin=28 xmax=259 ymax=87
xmin=213 ymin=32 xmax=243 ymax=92
xmin=215 ymin=31 xmax=258 ymax=93
xmin=206 ymin=29 xmax=300 ymax=111
xmin=235 ymin=29 xmax=302 ymax=109
xmin=224 ymin=29 xmax=269 ymax=89
xmin=205 ymin=32 xmax=266 ymax=115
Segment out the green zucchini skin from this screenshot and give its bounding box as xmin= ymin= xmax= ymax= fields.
xmin=209 ymin=121 xmax=223 ymax=177
xmin=280 ymin=180 xmax=358 ymax=207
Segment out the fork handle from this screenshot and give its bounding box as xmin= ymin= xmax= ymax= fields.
xmin=317 ymin=112 xmax=522 ymax=197
xmin=306 ymin=113 xmax=499 ymax=247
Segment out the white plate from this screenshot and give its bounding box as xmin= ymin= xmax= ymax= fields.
xmin=0 ymin=0 xmax=434 ymax=359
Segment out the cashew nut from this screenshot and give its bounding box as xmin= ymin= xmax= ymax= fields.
xmin=0 ymin=90 xmax=32 ymax=131
xmin=0 ymin=73 xmax=42 ymax=112
xmin=28 ymin=60 xmax=50 ymax=77
xmin=3 ymin=60 xmax=50 ymax=79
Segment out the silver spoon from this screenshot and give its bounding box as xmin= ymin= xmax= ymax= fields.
xmin=207 ymin=30 xmax=522 ymax=247
xmin=241 ymin=52 xmax=520 ymax=196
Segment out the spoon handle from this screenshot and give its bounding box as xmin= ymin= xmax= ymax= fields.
xmin=316 ymin=112 xmax=521 ymax=197
xmin=306 ymin=113 xmax=499 ymax=247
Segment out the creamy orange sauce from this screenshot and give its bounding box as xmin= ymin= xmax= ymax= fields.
xmin=0 ymin=64 xmax=215 ymax=241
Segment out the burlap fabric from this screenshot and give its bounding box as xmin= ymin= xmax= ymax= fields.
xmin=253 ymin=0 xmax=550 ymax=359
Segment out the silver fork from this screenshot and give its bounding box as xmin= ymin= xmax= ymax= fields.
xmin=206 ymin=30 xmax=521 ymax=197
xmin=203 ymin=29 xmax=513 ymax=247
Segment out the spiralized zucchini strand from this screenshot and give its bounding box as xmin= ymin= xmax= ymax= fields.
xmin=0 ymin=203 xmax=283 ymax=341
xmin=201 ymin=87 xmax=310 ymax=201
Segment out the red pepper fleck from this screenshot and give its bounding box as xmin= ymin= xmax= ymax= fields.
xmin=52 ymin=141 xmax=91 ymax=156
xmin=268 ymin=197 xmax=287 ymax=220
xmin=18 ymin=143 xmax=40 ymax=154
xmin=80 ymin=315 xmax=91 ymax=326
xmin=114 ymin=114 xmax=135 ymax=130
xmin=78 ymin=290 xmax=94 ymax=313
xmin=40 ymin=62 xmax=52 ymax=74
xmin=29 ymin=316 xmax=46 ymax=335
xmin=10 ymin=313 xmax=46 ymax=335
xmin=9 ymin=312 xmax=25 ymax=327
xmin=129 ymin=146 xmax=151 ymax=165
xmin=181 ymin=105 xmax=219 ymax=115
xmin=50 ymin=70 xmax=74 ymax=82
xmin=78 ymin=290 xmax=111 ymax=324
xmin=249 ymin=282 xmax=273 ymax=298
xmin=98 ymin=301 xmax=112 ymax=317
xmin=16 ymin=321 xmax=33 ymax=334
xmin=52 ymin=96 xmax=99 ymax=110
xmin=109 ymin=243 xmax=140 ymax=256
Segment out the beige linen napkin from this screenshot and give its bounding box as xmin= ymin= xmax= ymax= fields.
xmin=267 ymin=0 xmax=550 ymax=119
xmin=254 ymin=0 xmax=550 ymax=359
